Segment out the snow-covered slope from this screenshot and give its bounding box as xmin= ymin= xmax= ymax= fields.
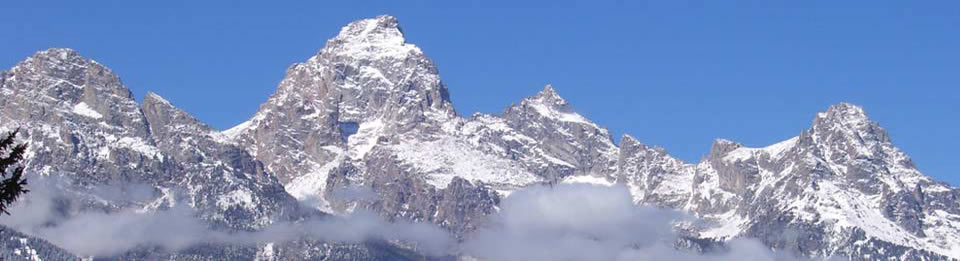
xmin=665 ymin=104 xmax=960 ymax=259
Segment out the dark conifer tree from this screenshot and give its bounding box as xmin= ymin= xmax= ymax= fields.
xmin=0 ymin=129 xmax=28 ymax=215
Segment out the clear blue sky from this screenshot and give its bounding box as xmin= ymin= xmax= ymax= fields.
xmin=2 ymin=1 xmax=958 ymax=185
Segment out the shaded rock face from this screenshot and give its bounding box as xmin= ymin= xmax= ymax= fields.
xmin=0 ymin=48 xmax=155 ymax=184
xmin=139 ymin=93 xmax=312 ymax=230
xmin=3 ymin=15 xmax=960 ymax=260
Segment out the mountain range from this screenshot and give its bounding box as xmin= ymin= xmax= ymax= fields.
xmin=0 ymin=15 xmax=958 ymax=260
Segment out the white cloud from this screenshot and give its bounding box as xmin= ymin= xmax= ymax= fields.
xmin=2 ymin=178 xmax=805 ymax=260
xmin=0 ymin=177 xmax=453 ymax=257
xmin=461 ymin=183 xmax=796 ymax=261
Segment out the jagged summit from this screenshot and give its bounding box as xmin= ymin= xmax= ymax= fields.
xmin=814 ymin=103 xmax=871 ymax=127
xmin=32 ymin=47 xmax=80 ymax=59
xmin=8 ymin=48 xmax=120 ymax=91
xmin=322 ymin=15 xmax=420 ymax=61
xmin=508 ymin=84 xmax=605 ymax=132
xmin=18 ymin=48 xmax=110 ymax=78
xmin=333 ymin=15 xmax=404 ymax=42
xmin=820 ymin=102 xmax=868 ymax=117
xmin=810 ymin=102 xmax=892 ymax=147
xmin=530 ymin=84 xmax=569 ymax=109
xmin=812 ymin=103 xmax=880 ymax=134
xmin=2 ymin=47 xmax=148 ymax=137
xmin=537 ymin=84 xmax=559 ymax=97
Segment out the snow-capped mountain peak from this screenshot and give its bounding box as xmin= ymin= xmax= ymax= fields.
xmin=817 ymin=102 xmax=870 ymax=123
xmin=533 ymin=84 xmax=565 ymax=103
xmin=811 ymin=102 xmax=891 ymax=146
xmin=28 ymin=47 xmax=84 ymax=66
xmin=324 ymin=15 xmax=420 ymax=61
xmin=515 ymin=84 xmax=601 ymax=130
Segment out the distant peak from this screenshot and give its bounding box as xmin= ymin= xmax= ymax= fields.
xmin=510 ymin=84 xmax=602 ymax=129
xmin=531 ymin=84 xmax=569 ymax=108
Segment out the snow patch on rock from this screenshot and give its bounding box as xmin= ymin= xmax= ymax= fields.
xmin=72 ymin=102 xmax=102 ymax=119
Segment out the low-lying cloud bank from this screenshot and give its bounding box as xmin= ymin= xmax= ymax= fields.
xmin=0 ymin=177 xmax=452 ymax=257
xmin=461 ymin=184 xmax=794 ymax=261
xmin=2 ymin=178 xmax=797 ymax=260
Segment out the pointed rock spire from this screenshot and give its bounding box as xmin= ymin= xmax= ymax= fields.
xmin=529 ymin=84 xmax=572 ymax=111
xmin=141 ymin=91 xmax=211 ymax=135
xmin=504 ymin=84 xmax=605 ymax=131
xmin=537 ymin=84 xmax=560 ymax=98
xmin=141 ymin=91 xmax=199 ymax=129
xmin=810 ymin=103 xmax=890 ymax=145
xmin=143 ymin=91 xmax=172 ymax=106
xmin=814 ymin=103 xmax=871 ymax=128
xmin=535 ymin=84 xmax=563 ymax=100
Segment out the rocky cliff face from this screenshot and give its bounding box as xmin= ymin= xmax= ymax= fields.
xmin=1 ymin=15 xmax=958 ymax=260
xmin=0 ymin=48 xmax=308 ymax=231
xmin=0 ymin=48 xmax=432 ymax=259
